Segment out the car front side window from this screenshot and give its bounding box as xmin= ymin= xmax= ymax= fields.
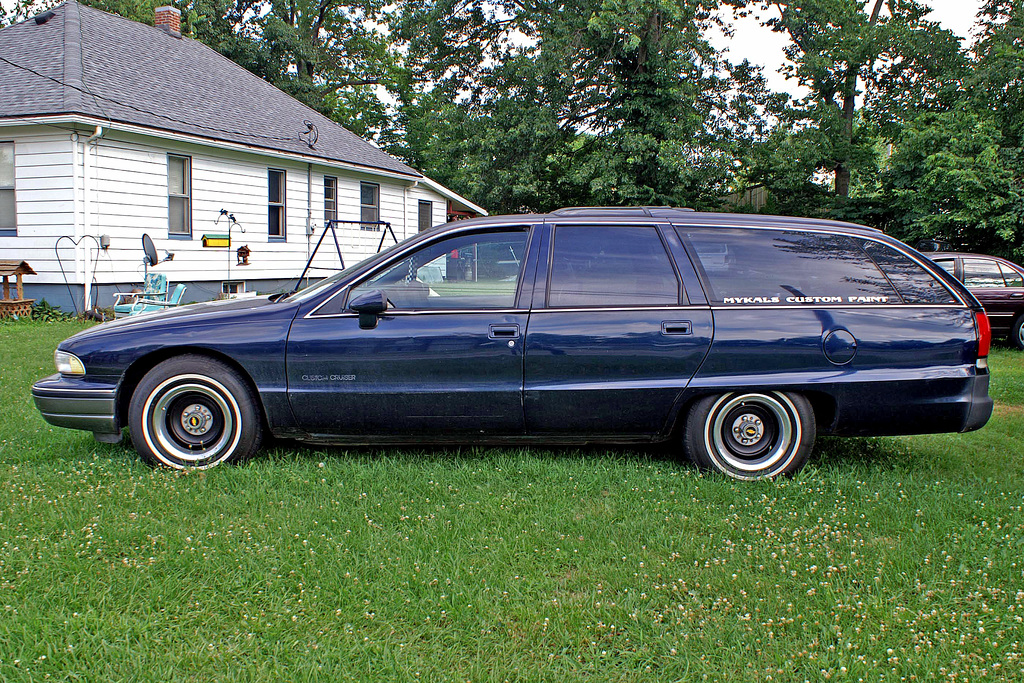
xmin=348 ymin=229 xmax=529 ymax=310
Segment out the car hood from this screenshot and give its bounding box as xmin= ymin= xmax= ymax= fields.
xmin=71 ymin=296 xmax=285 ymax=339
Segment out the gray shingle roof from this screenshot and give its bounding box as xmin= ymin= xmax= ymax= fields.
xmin=0 ymin=1 xmax=420 ymax=177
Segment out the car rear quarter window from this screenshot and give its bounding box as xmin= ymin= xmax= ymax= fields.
xmin=860 ymin=241 xmax=957 ymax=304
xmin=547 ymin=226 xmax=680 ymax=307
xmin=1000 ymin=262 xmax=1024 ymax=287
xmin=679 ymin=228 xmax=897 ymax=306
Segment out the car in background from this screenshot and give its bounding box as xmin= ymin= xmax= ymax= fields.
xmin=32 ymin=208 xmax=993 ymax=480
xmin=928 ymin=253 xmax=1024 ymax=350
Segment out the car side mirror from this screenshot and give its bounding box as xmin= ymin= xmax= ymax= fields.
xmin=349 ymin=289 xmax=388 ymax=329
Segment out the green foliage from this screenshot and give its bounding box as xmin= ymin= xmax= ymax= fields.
xmin=881 ymin=108 xmax=1024 ymax=259
xmin=2 ymin=325 xmax=1024 ymax=680
xmin=30 ymin=299 xmax=75 ymax=322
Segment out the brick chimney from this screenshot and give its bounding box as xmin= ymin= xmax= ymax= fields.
xmin=154 ymin=6 xmax=181 ymax=37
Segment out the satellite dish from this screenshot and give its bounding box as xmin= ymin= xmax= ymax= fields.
xmin=142 ymin=234 xmax=159 ymax=266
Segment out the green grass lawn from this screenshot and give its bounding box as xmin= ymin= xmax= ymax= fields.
xmin=1 ymin=319 xmax=1022 ymax=681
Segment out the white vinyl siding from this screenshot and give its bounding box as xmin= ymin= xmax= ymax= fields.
xmin=0 ymin=127 xmax=459 ymax=295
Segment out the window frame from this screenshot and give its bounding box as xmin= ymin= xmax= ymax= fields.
xmin=418 ymin=200 xmax=433 ymax=232
xmin=962 ymin=257 xmax=1007 ymax=288
xmin=268 ymin=169 xmax=286 ymax=241
xmin=360 ymin=182 xmax=380 ymax=231
xmin=544 ymin=224 xmax=683 ymax=309
xmin=324 ymin=175 xmax=338 ymax=224
xmin=340 ymin=226 xmax=532 ymax=313
xmin=0 ymin=141 xmax=16 ymax=237
xmin=167 ymin=154 xmax=191 ymax=239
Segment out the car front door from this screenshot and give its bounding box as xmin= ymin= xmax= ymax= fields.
xmin=286 ymin=226 xmax=535 ymax=439
xmin=522 ymin=223 xmax=713 ymax=438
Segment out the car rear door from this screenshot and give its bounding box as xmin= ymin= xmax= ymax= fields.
xmin=286 ymin=225 xmax=537 ymax=438
xmin=961 ymin=257 xmax=1024 ymax=336
xmin=522 ymin=223 xmax=713 ymax=438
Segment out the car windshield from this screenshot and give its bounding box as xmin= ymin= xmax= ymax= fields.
xmin=282 ymin=238 xmax=415 ymax=304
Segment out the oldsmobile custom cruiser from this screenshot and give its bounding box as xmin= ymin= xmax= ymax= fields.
xmin=32 ymin=208 xmax=993 ymax=480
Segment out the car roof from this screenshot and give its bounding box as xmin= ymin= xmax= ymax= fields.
xmin=444 ymin=207 xmax=886 ymax=238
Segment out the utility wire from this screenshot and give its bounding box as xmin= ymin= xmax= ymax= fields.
xmin=0 ymin=54 xmax=299 ymax=144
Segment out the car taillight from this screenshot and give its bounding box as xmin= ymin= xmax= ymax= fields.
xmin=974 ymin=310 xmax=991 ymax=359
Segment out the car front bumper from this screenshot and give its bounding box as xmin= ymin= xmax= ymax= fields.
xmin=32 ymin=374 xmax=120 ymax=436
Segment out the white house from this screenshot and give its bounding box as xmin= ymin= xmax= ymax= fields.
xmin=0 ymin=1 xmax=484 ymax=312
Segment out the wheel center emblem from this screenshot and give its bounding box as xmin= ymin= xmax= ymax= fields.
xmin=181 ymin=404 xmax=214 ymax=436
xmin=732 ymin=413 xmax=764 ymax=446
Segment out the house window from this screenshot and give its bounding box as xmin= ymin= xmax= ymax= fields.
xmin=269 ymin=169 xmax=286 ymax=240
xmin=222 ymin=281 xmax=245 ymax=295
xmin=168 ymin=154 xmax=191 ymax=237
xmin=0 ymin=142 xmax=15 ymax=236
xmin=324 ymin=176 xmax=337 ymax=223
xmin=418 ymin=200 xmax=433 ymax=232
xmin=360 ymin=182 xmax=379 ymax=230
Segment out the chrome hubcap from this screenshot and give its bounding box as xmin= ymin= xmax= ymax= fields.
xmin=732 ymin=413 xmax=764 ymax=445
xmin=180 ymin=403 xmax=214 ymax=436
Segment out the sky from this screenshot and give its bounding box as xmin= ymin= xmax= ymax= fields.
xmin=711 ymin=0 xmax=986 ymax=97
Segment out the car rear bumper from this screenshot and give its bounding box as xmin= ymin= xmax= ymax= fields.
xmin=32 ymin=374 xmax=119 ymax=435
xmin=962 ymin=371 xmax=993 ymax=432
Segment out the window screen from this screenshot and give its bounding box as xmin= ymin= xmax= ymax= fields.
xmin=418 ymin=200 xmax=433 ymax=232
xmin=168 ymin=155 xmax=191 ymax=237
xmin=324 ymin=176 xmax=337 ymax=222
xmin=548 ymin=226 xmax=679 ymax=307
xmin=269 ymin=169 xmax=285 ymax=239
xmin=360 ymin=182 xmax=379 ymax=230
xmin=0 ymin=142 xmax=14 ymax=235
xmin=680 ymin=228 xmax=897 ymax=305
xmin=861 ymin=241 xmax=956 ymax=304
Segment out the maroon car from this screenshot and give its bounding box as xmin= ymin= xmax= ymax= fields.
xmin=930 ymin=253 xmax=1024 ymax=349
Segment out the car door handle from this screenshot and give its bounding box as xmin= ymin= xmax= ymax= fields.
xmin=488 ymin=324 xmax=520 ymax=339
xmin=662 ymin=321 xmax=692 ymax=335
xmin=1011 ymin=293 xmax=1024 ymax=299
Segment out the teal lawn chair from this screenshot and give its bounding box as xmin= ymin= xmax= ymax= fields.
xmin=113 ymin=273 xmax=167 ymax=317
xmin=127 ymin=283 xmax=186 ymax=316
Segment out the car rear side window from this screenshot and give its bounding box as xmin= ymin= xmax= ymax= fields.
xmin=547 ymin=226 xmax=679 ymax=307
xmin=679 ymin=228 xmax=897 ymax=305
xmin=860 ymin=241 xmax=957 ymax=304
xmin=963 ymin=258 xmax=1006 ymax=288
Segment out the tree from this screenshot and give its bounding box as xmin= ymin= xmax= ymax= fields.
xmin=395 ymin=0 xmax=775 ymax=212
xmin=728 ymin=0 xmax=965 ymax=200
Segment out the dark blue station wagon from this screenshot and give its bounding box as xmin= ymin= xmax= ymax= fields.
xmin=32 ymin=208 xmax=993 ymax=480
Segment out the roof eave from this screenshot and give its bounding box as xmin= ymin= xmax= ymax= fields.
xmin=0 ymin=113 xmax=423 ymax=182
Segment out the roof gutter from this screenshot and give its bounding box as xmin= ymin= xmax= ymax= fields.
xmin=0 ymin=114 xmax=423 ymax=183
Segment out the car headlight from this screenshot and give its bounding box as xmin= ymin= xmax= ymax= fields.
xmin=55 ymin=350 xmax=86 ymax=376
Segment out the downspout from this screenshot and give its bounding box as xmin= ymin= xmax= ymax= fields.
xmin=405 ymin=179 xmax=419 ymax=238
xmin=306 ymin=163 xmax=313 ymax=279
xmin=82 ymin=125 xmax=103 ymax=311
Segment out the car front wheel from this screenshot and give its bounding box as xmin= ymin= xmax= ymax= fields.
xmin=1013 ymin=315 xmax=1024 ymax=351
xmin=683 ymin=391 xmax=815 ymax=479
xmin=128 ymin=355 xmax=262 ymax=469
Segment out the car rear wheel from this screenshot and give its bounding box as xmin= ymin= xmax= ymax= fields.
xmin=683 ymin=391 xmax=815 ymax=479
xmin=1013 ymin=315 xmax=1024 ymax=351
xmin=129 ymin=355 xmax=262 ymax=469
